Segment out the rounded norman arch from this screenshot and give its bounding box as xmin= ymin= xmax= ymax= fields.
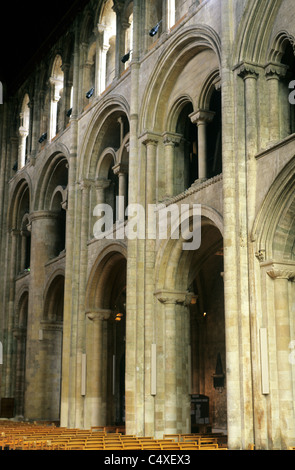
xmin=253 ymin=156 xmax=295 ymax=261
xmin=139 ymin=24 xmax=221 ymax=133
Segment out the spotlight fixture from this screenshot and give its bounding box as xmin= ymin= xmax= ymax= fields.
xmin=86 ymin=88 xmax=94 ymax=99
xmin=149 ymin=20 xmax=162 ymax=37
xmin=121 ymin=51 xmax=132 ymax=64
xmin=38 ymin=133 xmax=47 ymax=144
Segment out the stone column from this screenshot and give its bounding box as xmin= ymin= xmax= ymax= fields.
xmin=85 ymin=310 xmax=111 ymax=428
xmin=267 ymin=263 xmax=295 ymax=448
xmin=238 ymin=64 xmax=259 ymax=235
xmin=162 ymin=132 xmax=182 ymax=198
xmin=24 ymin=211 xmax=61 ymax=419
xmin=48 ymin=77 xmax=62 ymax=140
xmin=18 ymin=126 xmax=28 ymax=169
xmin=4 ymin=229 xmax=19 ymax=397
xmin=265 ymin=63 xmax=287 ymax=145
xmin=12 ymin=327 xmax=26 ymax=417
xmin=113 ymin=163 xmax=128 ymax=222
xmin=96 ymin=24 xmax=111 ymax=94
xmin=113 ymin=0 xmax=126 ymax=77
xmin=155 ymin=290 xmax=192 ymax=434
xmin=189 ymin=109 xmax=215 ymax=182
xmin=61 ymin=62 xmax=72 ymax=128
xmin=141 ymin=133 xmax=159 ymax=205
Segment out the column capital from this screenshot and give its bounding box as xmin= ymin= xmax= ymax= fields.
xmin=139 ymin=131 xmax=160 ymax=146
xmin=265 ymin=261 xmax=295 ymax=280
xmin=29 ymin=210 xmax=60 ymax=223
xmin=189 ymin=109 xmax=215 ymax=125
xmin=154 ymin=290 xmax=193 ymax=306
xmin=86 ymin=309 xmax=112 ymax=322
xmin=236 ymin=62 xmax=259 ymax=80
xmin=162 ymin=132 xmax=182 ymax=146
xmin=112 ymin=162 xmax=128 ymax=175
xmin=264 ymin=62 xmax=288 ymax=80
xmin=19 ymin=126 xmax=28 ymax=138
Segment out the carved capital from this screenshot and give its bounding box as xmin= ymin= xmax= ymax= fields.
xmin=162 ymin=132 xmax=182 ymax=147
xmin=112 ymin=162 xmax=128 ymax=175
xmin=86 ymin=309 xmax=112 ymax=322
xmin=154 ymin=290 xmax=193 ymax=306
xmin=266 ymin=262 xmax=295 ymax=280
xmin=264 ymin=62 xmax=288 ymax=80
xmin=189 ymin=109 xmax=215 ymax=125
xmin=237 ymin=62 xmax=259 ymax=80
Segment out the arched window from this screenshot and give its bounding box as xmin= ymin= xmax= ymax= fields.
xmin=281 ymin=41 xmax=295 ymax=136
xmin=49 ymin=55 xmax=64 ymax=140
xmin=98 ymin=0 xmax=116 ymax=93
xmin=18 ymin=94 xmax=30 ymax=169
xmin=123 ymin=3 xmax=133 ymax=67
xmin=176 ymin=102 xmax=198 ymax=191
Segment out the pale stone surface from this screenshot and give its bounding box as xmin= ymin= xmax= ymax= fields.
xmin=0 ymin=0 xmax=295 ymax=450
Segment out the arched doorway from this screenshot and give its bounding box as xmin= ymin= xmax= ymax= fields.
xmin=155 ymin=210 xmax=226 ymax=435
xmin=85 ymin=247 xmax=127 ymax=429
xmin=14 ymin=291 xmax=29 ymax=418
xmin=42 ymin=274 xmax=64 ymax=421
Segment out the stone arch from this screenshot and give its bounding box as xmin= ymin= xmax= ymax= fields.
xmin=155 ymin=205 xmax=223 ymax=292
xmin=139 ymin=24 xmax=221 ymax=133
xmin=253 ymin=156 xmax=295 ymax=261
xmin=41 ymin=273 xmax=64 ymax=421
xmin=233 ymin=0 xmax=283 ymax=65
xmin=84 ymin=243 xmax=127 ymax=428
xmin=154 ymin=206 xmax=225 ymax=433
xmin=79 ymin=95 xmax=130 ymax=181
xmin=86 ymin=243 xmax=127 ymax=313
xmin=34 ymin=151 xmax=68 ymax=211
xmin=8 ymin=176 xmax=32 ymax=231
xmin=43 ymin=272 xmax=65 ymax=322
xmin=265 ymin=30 xmax=295 ymax=138
xmin=14 ymin=288 xmax=29 ymax=329
xmin=96 ymin=147 xmax=117 ymax=180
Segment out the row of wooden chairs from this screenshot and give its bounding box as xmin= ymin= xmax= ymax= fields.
xmin=0 ymin=421 xmax=228 ymax=450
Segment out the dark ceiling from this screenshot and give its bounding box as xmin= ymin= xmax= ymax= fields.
xmin=0 ymin=0 xmax=91 ymax=95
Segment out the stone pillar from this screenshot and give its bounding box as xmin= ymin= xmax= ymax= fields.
xmin=142 ymin=134 xmax=159 ymax=205
xmin=39 ymin=321 xmax=63 ymax=421
xmin=189 ymin=109 xmax=215 ymax=182
xmin=61 ymin=62 xmax=72 ymax=128
xmin=265 ymin=63 xmax=287 ymax=145
xmin=85 ymin=310 xmax=111 ymax=428
xmin=155 ymin=290 xmax=192 ymax=435
xmin=18 ymin=126 xmax=28 ymax=169
xmin=13 ymin=327 xmax=26 ymax=417
xmin=162 ymin=132 xmax=182 ymax=198
xmin=267 ymin=263 xmax=295 ymax=449
xmin=48 ymin=77 xmax=62 ymax=140
xmin=113 ymin=163 xmax=128 ymax=222
xmin=113 ymin=0 xmax=126 ymax=77
xmin=24 ymin=211 xmax=61 ymax=419
xmin=4 ymin=229 xmax=19 ymax=397
xmin=96 ymin=24 xmax=111 ymax=94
